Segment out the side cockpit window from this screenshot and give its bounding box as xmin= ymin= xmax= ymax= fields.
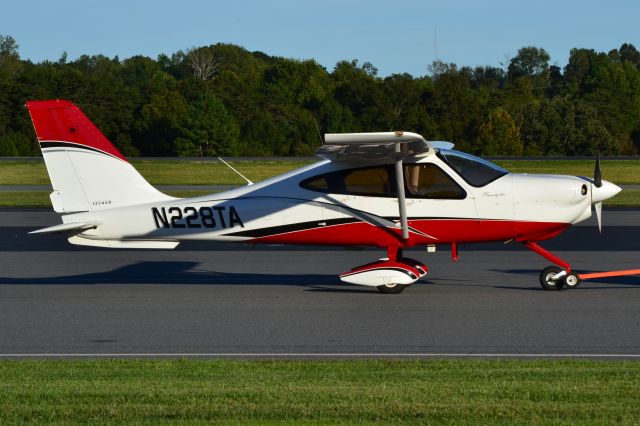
xmin=301 ymin=166 xmax=396 ymax=197
xmin=301 ymin=163 xmax=466 ymax=199
xmin=404 ymin=163 xmax=466 ymax=199
xmin=438 ymin=149 xmax=508 ymax=187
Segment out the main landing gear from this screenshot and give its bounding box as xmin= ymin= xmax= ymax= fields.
xmin=377 ymin=283 xmax=409 ymax=294
xmin=524 ymin=241 xmax=582 ymax=291
xmin=339 ymin=247 xmax=427 ymax=294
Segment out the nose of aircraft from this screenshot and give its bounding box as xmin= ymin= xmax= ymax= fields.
xmin=591 ymin=180 xmax=621 ymax=204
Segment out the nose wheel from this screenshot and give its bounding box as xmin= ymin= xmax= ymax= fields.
xmin=539 ymin=266 xmax=564 ymax=290
xmin=539 ymin=266 xmax=582 ymax=291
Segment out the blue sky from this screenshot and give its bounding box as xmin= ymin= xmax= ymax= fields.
xmin=2 ymin=0 xmax=638 ymax=76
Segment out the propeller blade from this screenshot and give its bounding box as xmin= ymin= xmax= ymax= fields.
xmin=594 ymin=151 xmax=602 ymax=188
xmin=595 ymin=201 xmax=602 ymax=233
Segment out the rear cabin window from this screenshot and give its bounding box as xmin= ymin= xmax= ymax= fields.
xmin=404 ymin=163 xmax=466 ymax=199
xmin=300 ymin=166 xmax=396 ymax=197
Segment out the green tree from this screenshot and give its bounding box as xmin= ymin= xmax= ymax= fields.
xmin=508 ymin=46 xmax=550 ymax=79
xmin=185 ymin=92 xmax=241 ymax=156
xmin=135 ymin=90 xmax=190 ymax=155
xmin=427 ymin=62 xmax=482 ymax=152
xmin=332 ymin=59 xmax=390 ymax=131
xmin=518 ymin=98 xmax=618 ymax=156
xmin=476 ymin=107 xmax=522 ymax=155
xmin=383 ymin=73 xmax=435 ymax=133
xmin=0 ymin=39 xmax=637 ymax=157
xmin=0 ymin=132 xmax=19 ymax=156
xmin=0 ymin=34 xmax=20 ymax=73
xmin=619 ymin=43 xmax=640 ymax=68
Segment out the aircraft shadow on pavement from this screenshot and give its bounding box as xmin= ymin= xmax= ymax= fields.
xmin=2 ymin=261 xmax=637 ymax=292
xmin=491 ymin=268 xmax=640 ymax=289
xmin=0 ymin=261 xmax=381 ymax=293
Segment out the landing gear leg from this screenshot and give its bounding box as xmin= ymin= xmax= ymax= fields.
xmin=523 ymin=242 xmax=580 ymax=291
xmin=377 ymin=246 xmax=409 ymax=294
xmin=387 ymin=245 xmax=402 ymax=261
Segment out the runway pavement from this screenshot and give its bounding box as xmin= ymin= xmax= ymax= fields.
xmin=1 ymin=208 xmax=639 ymax=358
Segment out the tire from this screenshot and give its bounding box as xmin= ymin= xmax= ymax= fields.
xmin=564 ymin=273 xmax=582 ymax=289
xmin=377 ymin=283 xmax=407 ymax=294
xmin=539 ymin=266 xmax=565 ymax=291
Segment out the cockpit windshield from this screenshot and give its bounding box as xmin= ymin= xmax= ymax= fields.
xmin=437 ymin=150 xmax=508 ymax=187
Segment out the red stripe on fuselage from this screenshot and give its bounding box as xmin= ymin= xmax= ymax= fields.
xmin=248 ymin=219 xmax=569 ymax=247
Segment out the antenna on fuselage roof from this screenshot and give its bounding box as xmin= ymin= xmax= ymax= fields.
xmin=217 ymin=157 xmax=254 ymax=186
xmin=312 ymin=117 xmax=323 ymax=145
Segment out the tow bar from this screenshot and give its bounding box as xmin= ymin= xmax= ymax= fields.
xmin=578 ymin=269 xmax=640 ymax=281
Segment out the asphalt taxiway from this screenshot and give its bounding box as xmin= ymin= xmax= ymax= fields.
xmin=1 ymin=208 xmax=639 ymax=358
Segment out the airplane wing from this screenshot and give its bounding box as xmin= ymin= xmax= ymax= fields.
xmin=315 ymin=131 xmax=453 ymax=240
xmin=316 ymin=131 xmax=433 ymax=163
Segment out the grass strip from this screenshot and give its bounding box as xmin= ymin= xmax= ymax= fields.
xmin=132 ymin=160 xmax=313 ymax=185
xmin=603 ymin=189 xmax=640 ymax=206
xmin=495 ymin=160 xmax=640 ymax=184
xmin=0 ymin=359 xmax=639 ymax=424
xmin=0 ymin=160 xmax=314 ymax=186
xmin=1 ymin=159 xmax=639 ymax=185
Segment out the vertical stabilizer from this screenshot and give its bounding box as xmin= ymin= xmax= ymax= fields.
xmin=26 ymin=100 xmax=172 ymax=213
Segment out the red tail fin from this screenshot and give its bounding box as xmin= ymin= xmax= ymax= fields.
xmin=26 ymin=99 xmax=127 ymax=162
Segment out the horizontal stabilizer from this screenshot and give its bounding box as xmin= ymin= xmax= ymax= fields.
xmin=29 ymin=220 xmax=101 ymax=235
xmin=68 ymin=236 xmax=179 ymax=249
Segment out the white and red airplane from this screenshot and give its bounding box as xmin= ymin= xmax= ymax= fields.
xmin=26 ymin=99 xmax=621 ymax=293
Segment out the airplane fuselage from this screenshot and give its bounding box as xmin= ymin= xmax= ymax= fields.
xmin=66 ymin=152 xmax=601 ymax=250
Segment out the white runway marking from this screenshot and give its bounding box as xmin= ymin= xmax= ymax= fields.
xmin=0 ymin=353 xmax=639 ymax=358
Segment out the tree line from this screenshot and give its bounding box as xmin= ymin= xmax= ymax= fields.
xmin=0 ymin=35 xmax=639 ymax=157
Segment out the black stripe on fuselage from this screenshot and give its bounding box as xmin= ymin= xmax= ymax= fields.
xmin=223 ymin=217 xmax=360 ymax=238
xmin=222 ymin=212 xmax=506 ymax=240
xmin=40 ymin=141 xmax=121 ymax=161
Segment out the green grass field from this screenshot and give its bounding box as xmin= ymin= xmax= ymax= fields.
xmin=1 ymin=159 xmax=639 ymax=186
xmin=0 ymin=160 xmax=313 ymax=186
xmin=0 ymin=359 xmax=638 ymax=424
xmin=494 ymin=160 xmax=640 ymax=184
xmin=0 ymin=159 xmax=638 ymax=206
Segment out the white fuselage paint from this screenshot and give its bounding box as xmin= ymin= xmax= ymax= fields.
xmin=64 ymin=152 xmax=608 ymax=246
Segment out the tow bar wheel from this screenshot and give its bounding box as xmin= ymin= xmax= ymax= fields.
xmin=539 ymin=266 xmax=565 ymax=291
xmin=564 ymin=273 xmax=582 ymax=288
